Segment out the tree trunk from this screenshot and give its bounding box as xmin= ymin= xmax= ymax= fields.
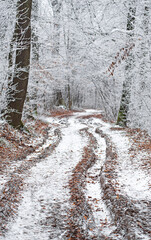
xmin=56 ymin=90 xmax=64 ymax=106
xmin=139 ymin=3 xmax=149 ymax=83
xmin=51 ymin=0 xmax=62 ymax=56
xmin=66 ymin=83 xmax=72 ymax=110
xmin=117 ymin=1 xmax=136 ymax=126
xmin=5 ymin=0 xmax=32 ymax=129
xmin=32 ymin=0 xmax=39 ymax=62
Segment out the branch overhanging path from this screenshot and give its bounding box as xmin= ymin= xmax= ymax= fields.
xmin=0 ymin=110 xmax=150 ymax=240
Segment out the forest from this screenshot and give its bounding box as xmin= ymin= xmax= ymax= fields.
xmin=0 ymin=0 xmax=151 ymax=132
xmin=0 ymin=0 xmax=151 ymax=240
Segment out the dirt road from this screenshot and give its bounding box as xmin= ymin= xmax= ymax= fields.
xmin=0 ymin=110 xmax=150 ymax=240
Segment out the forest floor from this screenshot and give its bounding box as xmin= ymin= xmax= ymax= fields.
xmin=0 ymin=109 xmax=151 ymax=240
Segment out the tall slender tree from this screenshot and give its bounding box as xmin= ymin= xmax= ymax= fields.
xmin=5 ymin=0 xmax=32 ymax=128
xmin=51 ymin=0 xmax=62 ymax=55
xmin=117 ymin=1 xmax=136 ymax=126
xmin=32 ymin=0 xmax=39 ymax=62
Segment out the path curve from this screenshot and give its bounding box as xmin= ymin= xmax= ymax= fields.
xmin=0 ymin=110 xmax=150 ymax=240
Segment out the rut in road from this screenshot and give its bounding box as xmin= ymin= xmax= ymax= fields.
xmin=66 ymin=124 xmax=119 ymax=240
xmin=66 ymin=127 xmax=98 ymax=239
xmin=1 ymin=111 xmax=115 ymax=240
xmin=0 ymin=110 xmax=150 ymax=240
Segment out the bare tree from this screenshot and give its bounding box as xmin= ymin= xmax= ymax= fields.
xmin=4 ymin=0 xmax=32 ymax=128
xmin=117 ymin=0 xmax=136 ymax=126
xmin=51 ymin=0 xmax=62 ymax=55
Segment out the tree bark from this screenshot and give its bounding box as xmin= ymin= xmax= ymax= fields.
xmin=117 ymin=1 xmax=136 ymax=126
xmin=5 ymin=0 xmax=32 ymax=128
xmin=32 ymin=0 xmax=39 ymax=61
xmin=51 ymin=0 xmax=62 ymax=56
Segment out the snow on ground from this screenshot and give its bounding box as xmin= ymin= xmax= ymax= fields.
xmin=0 ymin=126 xmax=57 ymax=192
xmin=0 ymin=109 xmax=150 ymax=240
xmin=80 ymin=113 xmax=151 ymax=239
xmin=118 ymin=161 xmax=151 ymax=201
xmin=109 ymin=129 xmax=150 ymax=201
xmin=95 ymin=118 xmax=151 ymax=239
xmin=96 ymin=118 xmax=151 ymax=202
xmin=1 ymin=116 xmax=88 ymax=240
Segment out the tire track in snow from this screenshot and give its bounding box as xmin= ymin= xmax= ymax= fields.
xmin=85 ymin=124 xmax=117 ymax=239
xmin=67 ymin=127 xmax=98 ymax=240
xmin=75 ymin=117 xmax=119 ymax=239
xmin=1 ymin=117 xmax=87 ymax=240
xmin=1 ymin=110 xmax=150 ymax=240
xmin=66 ymin=126 xmax=113 ymax=240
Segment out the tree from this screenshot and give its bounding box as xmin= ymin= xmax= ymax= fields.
xmin=4 ymin=0 xmax=32 ymax=128
xmin=32 ymin=0 xmax=39 ymax=62
xmin=117 ymin=1 xmax=136 ymax=126
xmin=128 ymin=0 xmax=151 ymax=133
xmin=51 ymin=0 xmax=62 ymax=56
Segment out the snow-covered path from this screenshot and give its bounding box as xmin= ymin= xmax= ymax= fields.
xmin=0 ymin=110 xmax=150 ymax=240
xmin=1 ymin=117 xmax=88 ymax=240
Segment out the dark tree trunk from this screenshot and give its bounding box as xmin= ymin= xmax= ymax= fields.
xmin=5 ymin=0 xmax=32 ymax=129
xmin=56 ymin=89 xmax=64 ymax=106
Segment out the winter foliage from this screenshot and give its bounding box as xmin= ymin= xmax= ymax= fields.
xmin=0 ymin=0 xmax=151 ymax=134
